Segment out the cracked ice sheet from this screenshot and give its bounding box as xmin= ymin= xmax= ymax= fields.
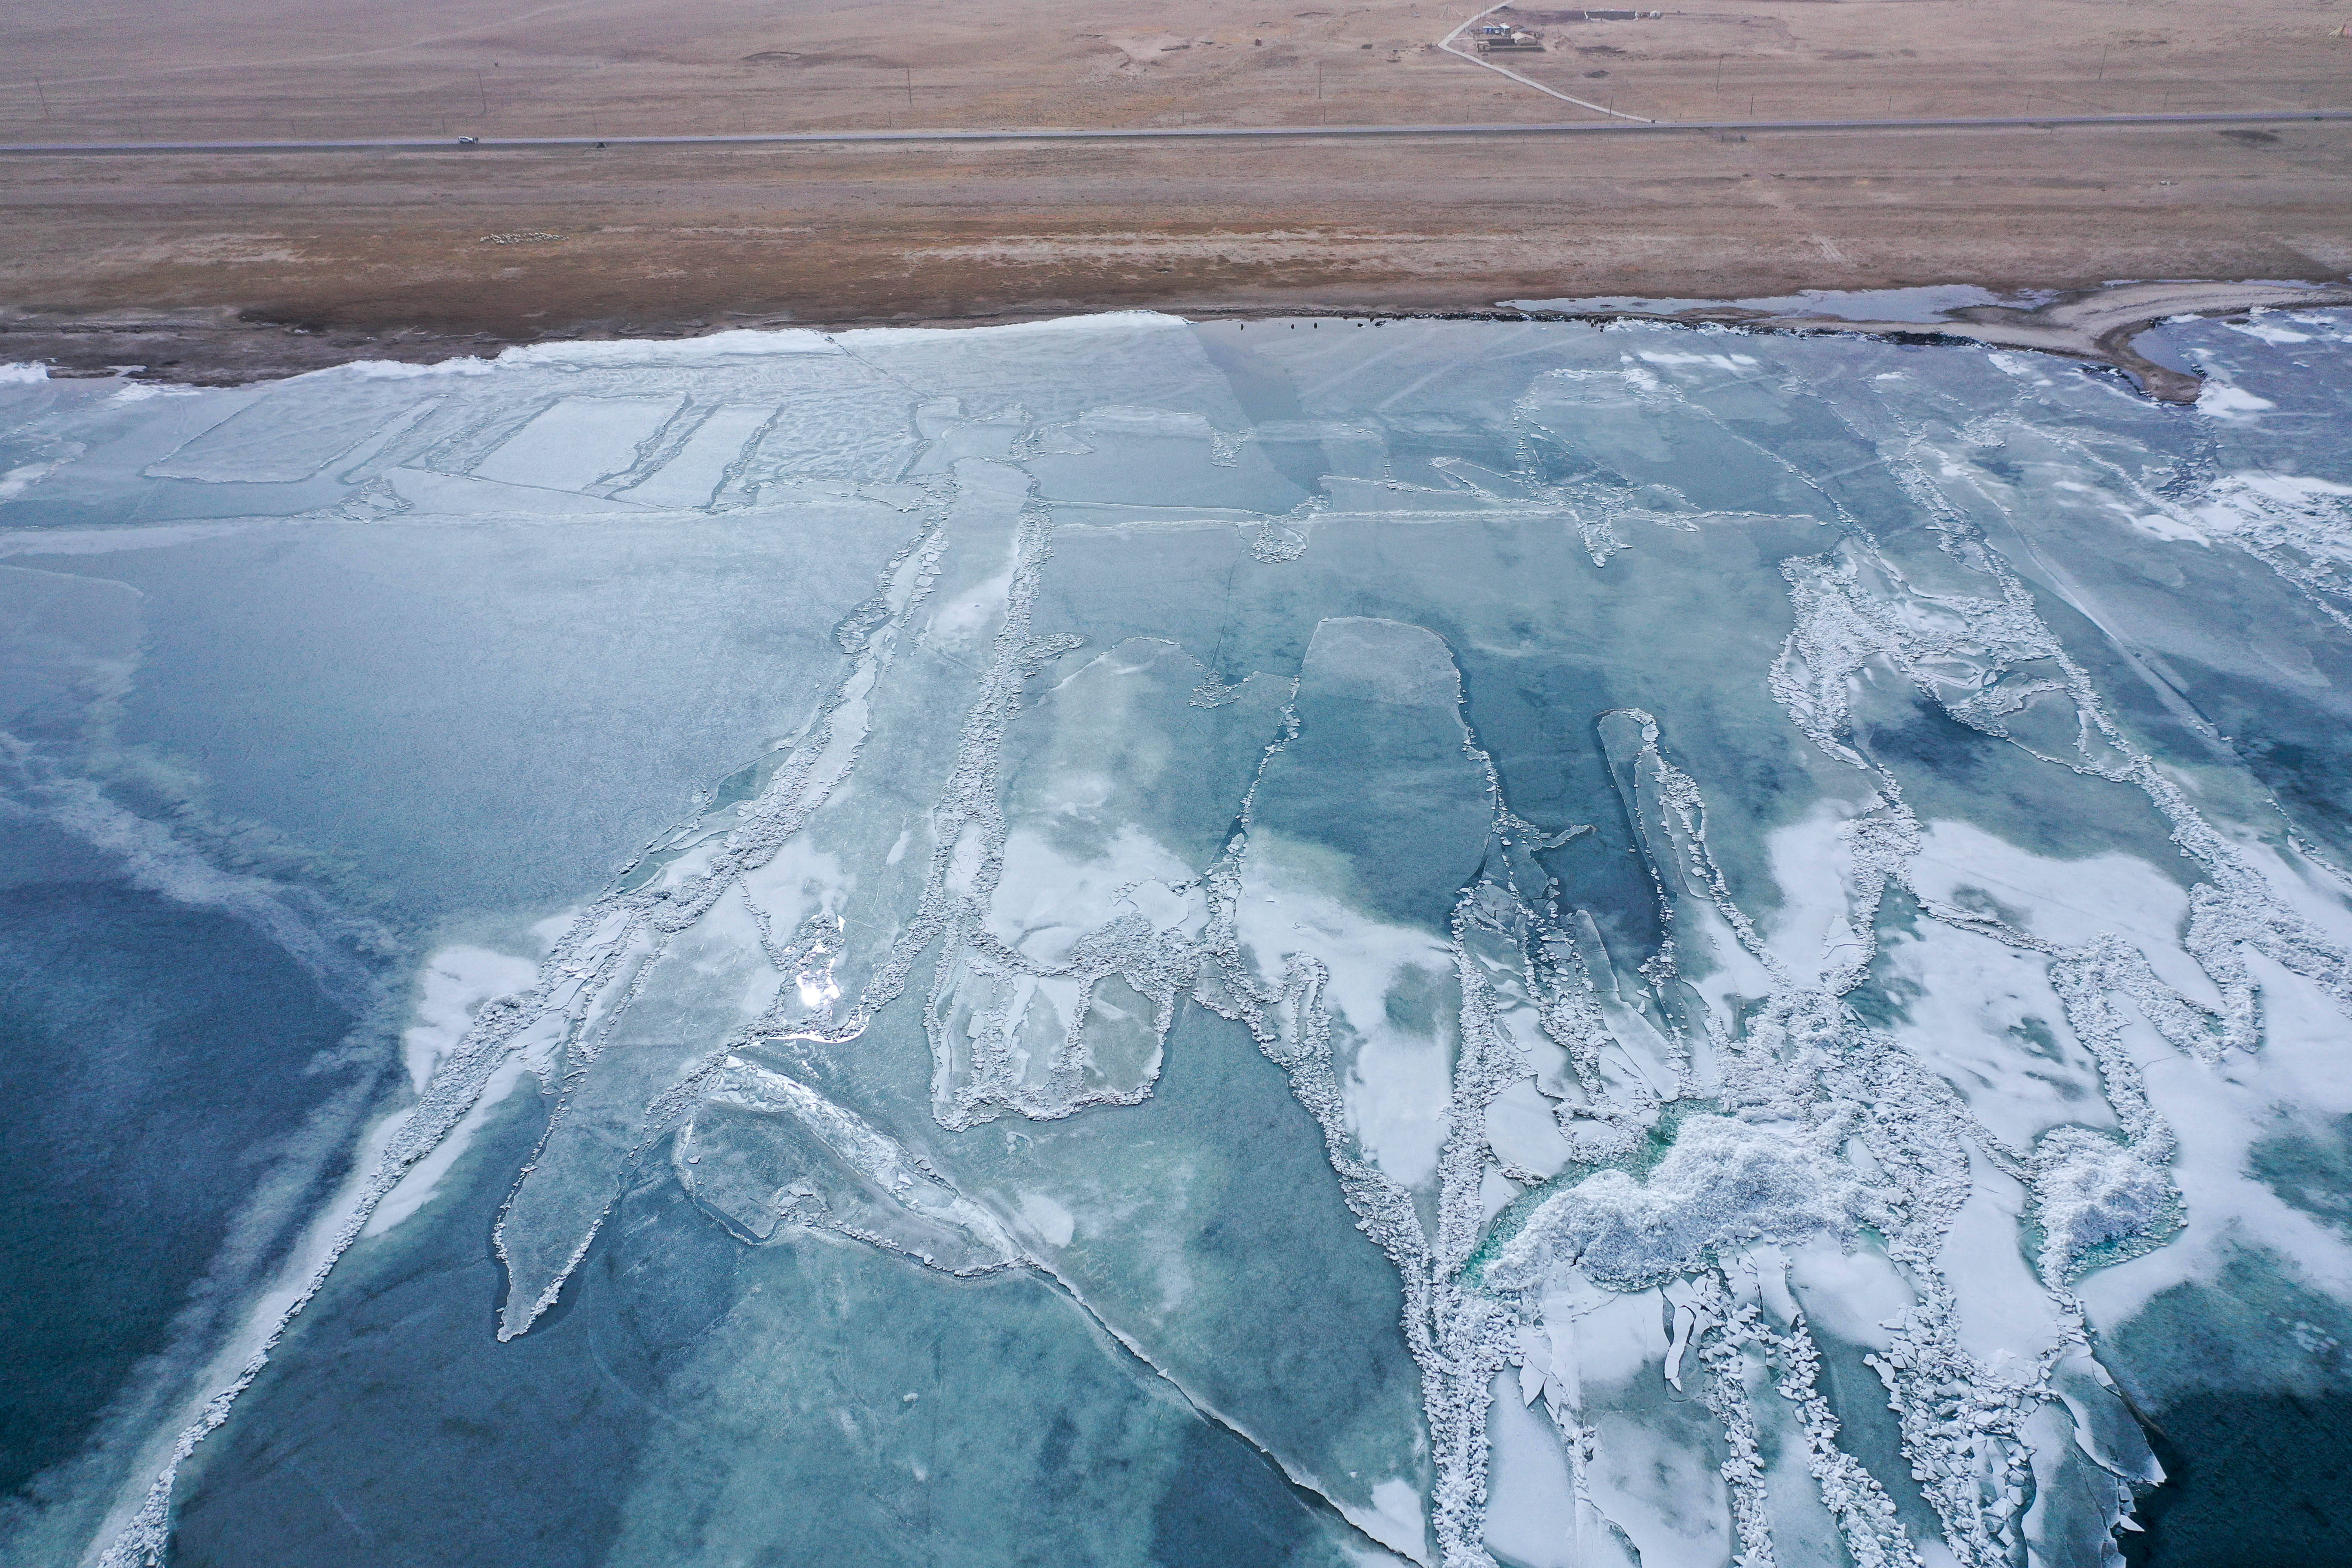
xmin=930 ymin=999 xmax=1433 ymax=1550
xmin=1548 ymin=1283 xmax=1737 ymax=1568
xmin=1238 ymin=618 xmax=1494 ymax=1198
xmin=494 ymin=458 xmax=1038 ymax=1332
xmin=2082 ymin=949 xmax=2352 ymax=1328
xmin=469 ymin=394 xmax=686 ymax=492
xmin=18 ymin=310 xmax=2352 ymax=1568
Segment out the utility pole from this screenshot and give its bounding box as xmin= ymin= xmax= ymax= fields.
xmin=35 ymin=78 xmax=51 ymax=117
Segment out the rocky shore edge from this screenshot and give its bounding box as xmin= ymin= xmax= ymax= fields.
xmin=5 ymin=278 xmax=2348 ymax=403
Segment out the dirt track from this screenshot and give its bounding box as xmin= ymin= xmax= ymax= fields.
xmin=3 ymin=0 xmax=2348 ymax=381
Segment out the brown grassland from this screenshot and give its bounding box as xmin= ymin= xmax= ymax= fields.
xmin=2 ymin=0 xmax=2349 ymax=379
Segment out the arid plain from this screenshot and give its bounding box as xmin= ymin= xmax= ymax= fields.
xmin=3 ymin=0 xmax=2349 ymax=378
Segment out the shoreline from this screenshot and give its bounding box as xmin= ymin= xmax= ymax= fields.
xmin=1499 ymin=278 xmax=2352 ymax=404
xmin=6 ymin=278 xmax=2350 ymax=402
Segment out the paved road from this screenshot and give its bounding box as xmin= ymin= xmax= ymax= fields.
xmin=1 ymin=108 xmax=2345 ymax=156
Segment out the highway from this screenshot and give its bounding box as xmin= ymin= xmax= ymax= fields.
xmin=0 ymin=108 xmax=2346 ymax=156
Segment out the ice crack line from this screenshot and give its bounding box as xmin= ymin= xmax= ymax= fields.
xmin=92 ymin=491 xmax=967 ymax=1568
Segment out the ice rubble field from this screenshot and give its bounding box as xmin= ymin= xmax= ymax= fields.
xmin=2 ymin=309 xmax=2352 ymax=1568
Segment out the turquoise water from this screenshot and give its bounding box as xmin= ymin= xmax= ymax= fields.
xmin=1 ymin=306 xmax=2349 ymax=1568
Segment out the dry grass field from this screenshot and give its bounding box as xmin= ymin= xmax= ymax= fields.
xmin=2 ymin=0 xmax=2349 ymax=376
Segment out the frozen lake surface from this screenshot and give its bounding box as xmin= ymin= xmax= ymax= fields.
xmin=3 ymin=308 xmax=2351 ymax=1568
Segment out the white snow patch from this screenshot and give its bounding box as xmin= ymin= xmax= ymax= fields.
xmin=400 ymin=944 xmax=541 ymax=1092
xmin=1016 ymin=1191 xmax=1076 ymax=1248
xmin=2196 ymin=383 xmax=2274 ymax=421
xmin=1636 ymin=350 xmax=1761 ymax=371
xmin=2224 ymin=320 xmax=2313 ymax=345
xmin=0 ymin=460 xmax=66 ymax=502
xmin=2130 ymin=511 xmax=2211 ymax=544
xmin=1236 ymin=835 xmax=1459 ymax=1191
xmin=1483 ymin=1373 xmax=1580 ymax=1568
xmin=1363 ymin=1477 xmax=1431 ymax=1564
